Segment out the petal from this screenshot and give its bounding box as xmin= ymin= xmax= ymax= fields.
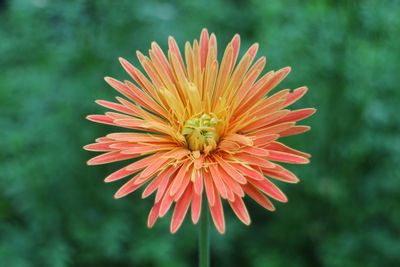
xmin=87 ymin=151 xmax=139 ymax=166
xmin=137 ymin=156 xmax=172 ymax=181
xmin=208 ymin=162 xmax=228 ymax=199
xmin=262 ymin=165 xmax=300 ymax=183
xmin=242 ymin=183 xmax=275 ymax=211
xmin=232 ymin=163 xmax=264 ymax=181
xmin=126 ymin=153 xmax=164 ymax=171
xmin=214 ymin=156 xmax=247 ymax=184
xmin=284 ymin=86 xmax=308 ymax=107
xmin=155 ymin=166 xmax=180 ymax=203
xmin=267 ymin=150 xmax=310 ymax=164
xmin=252 ymin=134 xmax=279 ymax=147
xmin=249 ymin=178 xmax=287 ymax=202
xmin=232 ymin=153 xmax=275 ymax=169
xmin=159 ymin=183 xmax=175 ymax=217
xmin=191 ymin=189 xmax=202 ymax=224
xmin=173 ymin=165 xmax=193 ymax=201
xmin=266 ymin=141 xmax=311 ymax=158
xmin=279 ymin=125 xmax=311 ymax=137
xmin=240 ymin=146 xmax=269 ymax=157
xmin=170 ymin=186 xmax=193 ymax=233
xmin=114 ymin=173 xmax=145 ymax=199
xmin=199 ymin=28 xmax=209 ymax=69
xmin=204 ymin=170 xmax=215 ymax=206
xmin=228 ymin=197 xmax=251 ymax=225
xmin=217 ymin=164 xmax=245 ymax=198
xmin=107 ymin=132 xmax=172 ymax=143
xmin=193 ymin=169 xmax=204 ymax=195
xmin=86 ymin=115 xmax=115 ymax=126
xmin=142 ymin=173 xmax=164 ymax=198
xmin=209 ymin=187 xmax=225 ymax=234
xmin=170 ymin=160 xmax=190 ymax=196
xmin=83 ymin=142 xmax=119 ymax=152
xmin=104 ymin=165 xmax=138 ymax=183
xmin=275 ymin=108 xmax=316 ymax=124
xmin=95 ymin=100 xmax=137 ymax=116
xmin=147 ymin=201 xmax=161 ymax=228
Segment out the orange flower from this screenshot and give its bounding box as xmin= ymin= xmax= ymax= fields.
xmin=84 ymin=29 xmax=315 ymax=234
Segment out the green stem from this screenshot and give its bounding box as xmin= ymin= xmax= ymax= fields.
xmin=199 ymin=198 xmax=210 ymax=267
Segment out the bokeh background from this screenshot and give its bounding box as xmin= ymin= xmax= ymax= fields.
xmin=1 ymin=0 xmax=400 ymax=266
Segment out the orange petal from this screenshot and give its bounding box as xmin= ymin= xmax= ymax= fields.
xmin=279 ymin=125 xmax=311 ymax=137
xmin=173 ymin=165 xmax=193 ymax=201
xmin=125 ymin=153 xmax=164 ymax=171
xmin=142 ymin=173 xmax=164 ymax=199
xmin=95 ymin=100 xmax=137 ymax=116
xmin=214 ymin=156 xmax=247 ymax=184
xmin=138 ymin=157 xmax=172 ymax=180
xmin=209 ymin=187 xmax=225 ymax=234
xmin=83 ymin=142 xmax=119 ymax=152
xmin=275 ymin=108 xmax=316 ymax=124
xmin=204 ymin=170 xmax=215 ymax=206
xmin=107 ymin=132 xmax=172 ymax=143
xmin=266 ymin=141 xmax=311 ymax=158
xmin=233 ymin=153 xmax=275 ymax=169
xmin=242 ymin=183 xmax=275 ymax=211
xmin=86 ymin=114 xmax=115 ymax=126
xmin=232 ymin=163 xmax=264 ymax=181
xmin=199 ymin=28 xmax=209 ymax=69
xmin=104 ymin=77 xmax=137 ymax=102
xmin=159 ymin=183 xmax=175 ymax=217
xmin=249 ymin=178 xmax=287 ymax=202
xmin=114 ymin=173 xmax=145 ymax=199
xmin=155 ymin=166 xmax=180 ymax=203
xmin=191 ymin=189 xmax=202 ymax=224
xmin=169 ymin=160 xmax=190 ymax=196
xmin=104 ymin=165 xmax=138 ymax=183
xmin=228 ymin=197 xmax=251 ymax=225
xmin=284 ymin=86 xmax=308 ymax=107
xmin=240 ymin=146 xmax=269 ymax=157
xmin=87 ymin=151 xmax=138 ymax=166
xmin=217 ymin=164 xmax=245 ymax=197
xmin=168 ymin=36 xmax=186 ymax=74
xmin=267 ymin=150 xmax=310 ymax=164
xmin=252 ymin=134 xmax=279 ymax=147
xmin=170 ymin=186 xmax=193 ymax=233
xmin=193 ymin=169 xmax=203 ymax=195
xmin=208 ymin=162 xmax=228 ymax=199
xmin=262 ymin=166 xmax=300 ymax=184
xmin=147 ymin=201 xmax=161 ymax=228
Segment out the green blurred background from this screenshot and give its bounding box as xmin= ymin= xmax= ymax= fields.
xmin=1 ymin=0 xmax=399 ymax=266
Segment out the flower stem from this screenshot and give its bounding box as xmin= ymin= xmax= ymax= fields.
xmin=199 ymin=198 xmax=210 ymax=267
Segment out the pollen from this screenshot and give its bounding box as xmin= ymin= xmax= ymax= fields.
xmin=182 ymin=113 xmax=222 ymax=153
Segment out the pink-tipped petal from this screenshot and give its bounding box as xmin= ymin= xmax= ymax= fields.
xmin=204 ymin=170 xmax=216 ymax=206
xmin=147 ymin=201 xmax=161 ymax=228
xmin=191 ymin=189 xmax=202 ymax=224
xmin=229 ymin=197 xmax=251 ymax=225
xmin=209 ymin=187 xmax=225 ymax=234
xmin=170 ymin=186 xmax=192 ymax=233
xmin=243 ymin=183 xmax=275 ymax=211
xmin=114 ymin=174 xmax=145 ymax=199
xmin=267 ymin=150 xmax=310 ymax=164
xmin=87 ymin=151 xmax=138 ymax=166
xmin=249 ymin=178 xmax=287 ymax=203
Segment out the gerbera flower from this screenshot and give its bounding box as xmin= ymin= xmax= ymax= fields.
xmin=84 ymin=29 xmax=315 ymax=234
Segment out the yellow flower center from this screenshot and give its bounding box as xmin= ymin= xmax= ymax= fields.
xmin=182 ymin=113 xmax=222 ymax=154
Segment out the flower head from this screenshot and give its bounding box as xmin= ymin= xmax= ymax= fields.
xmin=84 ymin=29 xmax=315 ymax=234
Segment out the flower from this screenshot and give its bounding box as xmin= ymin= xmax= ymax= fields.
xmin=84 ymin=29 xmax=315 ymax=234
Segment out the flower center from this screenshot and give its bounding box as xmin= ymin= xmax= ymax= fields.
xmin=182 ymin=113 xmax=221 ymax=154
